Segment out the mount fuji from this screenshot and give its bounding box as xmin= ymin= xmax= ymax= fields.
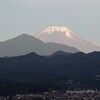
xmin=35 ymin=26 xmax=100 ymax=53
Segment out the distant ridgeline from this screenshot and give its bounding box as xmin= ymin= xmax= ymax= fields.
xmin=0 ymin=34 xmax=79 ymax=57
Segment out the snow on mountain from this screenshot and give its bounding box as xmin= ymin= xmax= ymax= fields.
xmin=35 ymin=26 xmax=100 ymax=53
xmin=36 ymin=26 xmax=74 ymax=39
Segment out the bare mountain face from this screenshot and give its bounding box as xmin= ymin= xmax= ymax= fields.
xmin=0 ymin=34 xmax=79 ymax=57
xmin=35 ymin=26 xmax=100 ymax=53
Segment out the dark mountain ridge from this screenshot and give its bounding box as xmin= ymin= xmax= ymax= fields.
xmin=0 ymin=51 xmax=100 ymax=94
xmin=0 ymin=51 xmax=100 ymax=82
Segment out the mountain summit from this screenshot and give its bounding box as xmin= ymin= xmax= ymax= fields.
xmin=36 ymin=26 xmax=74 ymax=39
xmin=35 ymin=26 xmax=100 ymax=53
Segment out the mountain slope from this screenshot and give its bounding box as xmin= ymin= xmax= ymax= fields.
xmin=0 ymin=51 xmax=100 ymax=94
xmin=35 ymin=26 xmax=100 ymax=53
xmin=0 ymin=34 xmax=79 ymax=57
xmin=0 ymin=51 xmax=100 ymax=84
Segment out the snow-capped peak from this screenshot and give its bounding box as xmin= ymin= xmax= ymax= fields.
xmin=46 ymin=26 xmax=70 ymax=33
xmin=35 ymin=26 xmax=100 ymax=53
xmin=36 ymin=26 xmax=75 ymax=39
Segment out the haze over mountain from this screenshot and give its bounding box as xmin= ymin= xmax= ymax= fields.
xmin=0 ymin=34 xmax=79 ymax=57
xmin=35 ymin=26 xmax=100 ymax=53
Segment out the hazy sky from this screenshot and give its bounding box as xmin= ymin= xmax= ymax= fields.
xmin=0 ymin=0 xmax=100 ymax=46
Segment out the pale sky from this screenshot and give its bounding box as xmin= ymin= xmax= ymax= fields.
xmin=0 ymin=0 xmax=100 ymax=46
